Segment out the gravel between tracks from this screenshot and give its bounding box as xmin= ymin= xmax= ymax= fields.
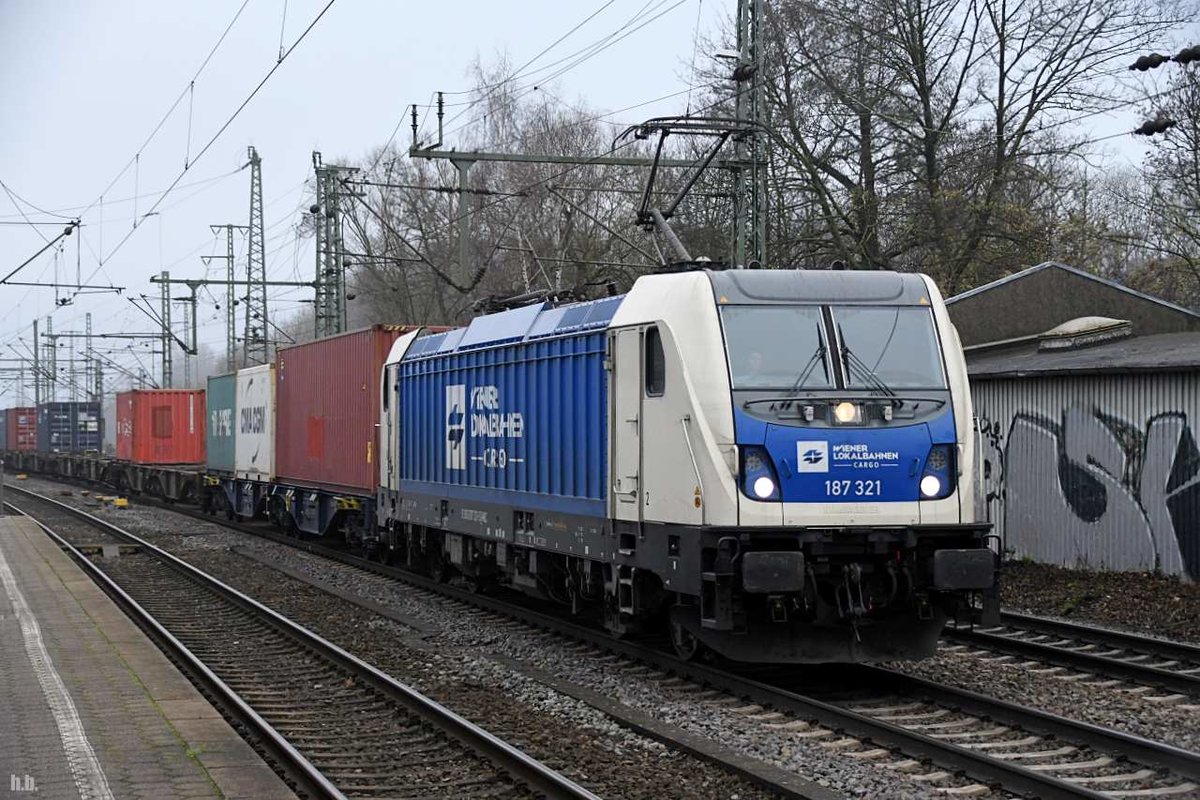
xmin=1001 ymin=560 xmax=1200 ymax=644
xmin=20 ymin=478 xmax=976 ymax=800
xmin=887 ymin=646 xmax=1200 ymax=753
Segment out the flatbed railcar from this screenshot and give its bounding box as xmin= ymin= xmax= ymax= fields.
xmin=0 ymin=450 xmax=204 ymax=503
xmin=378 ymin=269 xmax=995 ymax=663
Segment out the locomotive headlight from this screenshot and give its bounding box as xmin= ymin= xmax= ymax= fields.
xmin=919 ymin=444 xmax=955 ymax=500
xmin=740 ymin=445 xmax=781 ymax=502
xmin=833 ymin=401 xmax=861 ymax=424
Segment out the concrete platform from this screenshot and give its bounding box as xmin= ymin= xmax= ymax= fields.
xmin=0 ymin=513 xmax=296 ymax=800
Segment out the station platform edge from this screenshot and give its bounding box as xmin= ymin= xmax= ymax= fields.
xmin=0 ymin=512 xmax=295 ymax=800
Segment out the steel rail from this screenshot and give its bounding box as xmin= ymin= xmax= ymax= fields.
xmin=7 ymin=486 xmax=600 ymax=800
xmin=943 ymin=620 xmax=1200 ymax=697
xmin=5 ymin=499 xmax=346 ymax=800
xmin=18 ymin=477 xmax=1200 ymax=799
xmin=850 ymin=665 xmax=1200 ymax=780
xmin=1000 ymin=610 xmax=1200 ymax=662
xmin=157 ymin=505 xmax=1200 ymax=800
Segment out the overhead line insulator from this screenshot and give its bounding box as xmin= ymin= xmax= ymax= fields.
xmin=1130 ymin=53 xmax=1171 ymax=71
xmin=1134 ymin=115 xmax=1177 ymax=136
xmin=1173 ymin=45 xmax=1200 ymax=65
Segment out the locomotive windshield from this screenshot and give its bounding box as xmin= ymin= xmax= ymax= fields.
xmin=832 ymin=306 xmax=946 ymax=389
xmin=721 ymin=304 xmax=946 ymax=392
xmin=722 ymin=305 xmax=832 ymax=390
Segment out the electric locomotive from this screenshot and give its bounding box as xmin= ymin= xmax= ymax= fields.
xmin=377 ymin=268 xmax=994 ymax=663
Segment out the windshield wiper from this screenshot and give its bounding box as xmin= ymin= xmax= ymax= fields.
xmin=779 ymin=326 xmax=827 ymax=407
xmin=789 ymin=344 xmax=826 ymax=393
xmin=838 ymin=323 xmax=898 ymax=400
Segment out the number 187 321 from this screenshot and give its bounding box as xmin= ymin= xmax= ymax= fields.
xmin=824 ymin=479 xmax=881 ymax=497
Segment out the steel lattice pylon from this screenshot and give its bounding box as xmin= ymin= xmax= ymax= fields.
xmin=733 ymin=0 xmax=767 ymax=268
xmin=311 ymin=151 xmax=357 ymax=338
xmin=245 ymin=146 xmax=269 ymax=365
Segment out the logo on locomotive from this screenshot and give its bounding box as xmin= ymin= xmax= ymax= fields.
xmin=445 ymin=384 xmax=467 ymax=470
xmin=445 ymin=383 xmax=525 ymax=471
xmin=796 ymin=441 xmax=829 ymax=473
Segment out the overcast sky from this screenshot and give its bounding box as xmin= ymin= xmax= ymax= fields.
xmin=0 ymin=0 xmax=729 ymax=404
xmin=0 ymin=0 xmax=1179 ymax=406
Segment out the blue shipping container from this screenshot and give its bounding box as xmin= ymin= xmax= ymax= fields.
xmin=398 ymin=300 xmax=621 ymax=518
xmin=206 ymin=373 xmax=236 ymax=473
xmin=37 ymin=401 xmax=103 ymax=453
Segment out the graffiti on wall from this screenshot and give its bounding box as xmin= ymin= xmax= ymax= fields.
xmin=980 ymin=407 xmax=1200 ymax=578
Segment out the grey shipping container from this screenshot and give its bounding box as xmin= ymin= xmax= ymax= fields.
xmin=206 ymin=374 xmax=236 ymax=474
xmin=37 ymin=401 xmax=103 ymax=453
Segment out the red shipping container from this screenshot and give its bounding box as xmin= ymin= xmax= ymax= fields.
xmin=5 ymin=407 xmax=37 ymax=451
xmin=116 ymin=389 xmax=206 ymax=464
xmin=275 ymin=326 xmax=416 ymax=494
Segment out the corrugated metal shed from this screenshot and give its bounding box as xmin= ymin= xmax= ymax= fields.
xmin=973 ymin=370 xmax=1200 ymax=579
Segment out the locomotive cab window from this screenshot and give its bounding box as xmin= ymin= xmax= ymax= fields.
xmin=645 ymin=327 xmax=665 ymax=396
xmin=721 ymin=305 xmax=832 ymax=390
xmin=831 ymin=306 xmax=946 ymax=389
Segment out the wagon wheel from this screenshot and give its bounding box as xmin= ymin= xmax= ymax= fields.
xmin=428 ymin=549 xmax=449 ymax=584
xmin=669 ymin=617 xmax=704 ymax=662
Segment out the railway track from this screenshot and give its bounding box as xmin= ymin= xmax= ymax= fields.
xmin=19 ymin=479 xmax=1200 ymax=798
xmin=943 ymin=613 xmax=1200 ymax=700
xmin=5 ymin=486 xmax=599 ymax=800
xmin=165 ymin=502 xmax=1200 ymax=798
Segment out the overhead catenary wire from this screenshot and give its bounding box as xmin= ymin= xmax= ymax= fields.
xmin=685 ymin=0 xmax=705 ymax=115
xmin=433 ymin=0 xmax=691 ymax=147
xmin=73 ymin=0 xmax=254 ymax=224
xmin=375 ymin=1 xmax=622 ymax=171
xmin=78 ymin=0 xmax=341 ymax=288
xmin=0 ymin=169 xmax=244 ymax=221
xmin=17 ymin=5 xmax=1187 ymax=390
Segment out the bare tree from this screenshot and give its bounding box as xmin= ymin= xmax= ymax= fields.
xmin=744 ymin=0 xmax=1186 ymax=289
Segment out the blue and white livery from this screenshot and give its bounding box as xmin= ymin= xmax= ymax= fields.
xmin=377 ymin=269 xmax=994 ymax=663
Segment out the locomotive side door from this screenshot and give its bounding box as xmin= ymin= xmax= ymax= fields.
xmin=380 ymin=362 xmax=399 ymax=494
xmin=609 ymin=327 xmax=643 ymax=523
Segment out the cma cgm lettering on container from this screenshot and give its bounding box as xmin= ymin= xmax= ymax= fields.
xmin=378 ymin=269 xmax=995 ymax=664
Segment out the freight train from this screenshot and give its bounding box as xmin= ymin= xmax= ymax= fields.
xmin=2 ymin=268 xmax=995 ymax=663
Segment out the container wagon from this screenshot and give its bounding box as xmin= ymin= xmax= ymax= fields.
xmin=116 ymin=389 xmax=206 ymax=464
xmin=203 ymin=374 xmax=237 ymax=516
xmin=204 ymin=364 xmax=277 ymax=520
xmin=37 ymin=401 xmax=103 ymax=453
xmin=271 ymin=326 xmax=429 ymax=543
xmin=3 ymin=407 xmax=37 ymax=451
xmin=233 ymin=363 xmax=276 ymax=519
